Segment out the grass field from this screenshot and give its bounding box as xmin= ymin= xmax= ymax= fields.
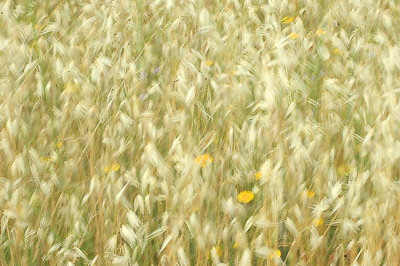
xmin=1 ymin=0 xmax=400 ymax=265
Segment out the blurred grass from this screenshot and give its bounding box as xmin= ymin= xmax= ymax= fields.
xmin=1 ymin=0 xmax=400 ymax=265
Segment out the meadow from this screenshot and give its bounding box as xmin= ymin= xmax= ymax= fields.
xmin=1 ymin=0 xmax=400 ymax=265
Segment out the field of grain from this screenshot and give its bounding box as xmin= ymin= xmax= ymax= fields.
xmin=1 ymin=0 xmax=400 ymax=265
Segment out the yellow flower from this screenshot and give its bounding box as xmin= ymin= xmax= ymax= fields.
xmin=337 ymin=164 xmax=352 ymax=176
xmin=195 ymin=154 xmax=213 ymax=167
xmin=111 ymin=163 xmax=120 ymax=172
xmin=333 ymin=48 xmax=341 ymax=54
xmin=269 ymin=249 xmax=281 ymax=259
xmin=104 ymin=166 xmax=110 ymax=173
xmin=289 ymin=32 xmax=298 ymax=39
xmin=233 ymin=242 xmax=237 ymax=249
xmin=57 ymin=142 xmax=63 ymax=148
xmin=306 ymin=190 xmax=315 ymax=198
xmin=282 ymin=16 xmax=294 ymax=24
xmin=255 ymin=171 xmax=262 ymax=180
xmin=237 ymin=190 xmax=254 ymax=203
xmin=105 ymin=163 xmax=120 ymax=173
xmin=206 ymin=60 xmax=213 ymax=66
xmin=231 ymin=70 xmax=237 ymax=76
xmin=208 ymin=246 xmax=222 ymax=258
xmin=313 ymin=217 xmax=324 ymax=226
xmin=316 ymin=28 xmax=326 ymax=36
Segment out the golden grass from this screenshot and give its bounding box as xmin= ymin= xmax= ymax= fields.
xmin=1 ymin=0 xmax=400 ymax=265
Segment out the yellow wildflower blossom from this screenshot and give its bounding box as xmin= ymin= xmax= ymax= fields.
xmin=57 ymin=142 xmax=63 ymax=148
xmin=195 ymin=154 xmax=213 ymax=167
xmin=208 ymin=246 xmax=222 ymax=258
xmin=269 ymin=249 xmax=281 ymax=259
xmin=206 ymin=60 xmax=213 ymax=66
xmin=255 ymin=171 xmax=262 ymax=180
xmin=289 ymin=32 xmax=298 ymax=39
xmin=214 ymin=246 xmax=222 ymax=257
xmin=105 ymin=163 xmax=120 ymax=173
xmin=237 ymin=190 xmax=254 ymax=203
xmin=313 ymin=217 xmax=324 ymax=226
xmin=316 ymin=28 xmax=326 ymax=36
xmin=306 ymin=190 xmax=315 ymax=198
xmin=233 ymin=242 xmax=237 ymax=249
xmin=111 ymin=163 xmax=120 ymax=172
xmin=104 ymin=166 xmax=110 ymax=173
xmin=333 ymin=48 xmax=341 ymax=54
xmin=282 ymin=16 xmax=294 ymax=24
xmin=34 ymin=24 xmax=43 ymax=31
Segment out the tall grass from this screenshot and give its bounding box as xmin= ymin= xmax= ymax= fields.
xmin=1 ymin=0 xmax=400 ymax=265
